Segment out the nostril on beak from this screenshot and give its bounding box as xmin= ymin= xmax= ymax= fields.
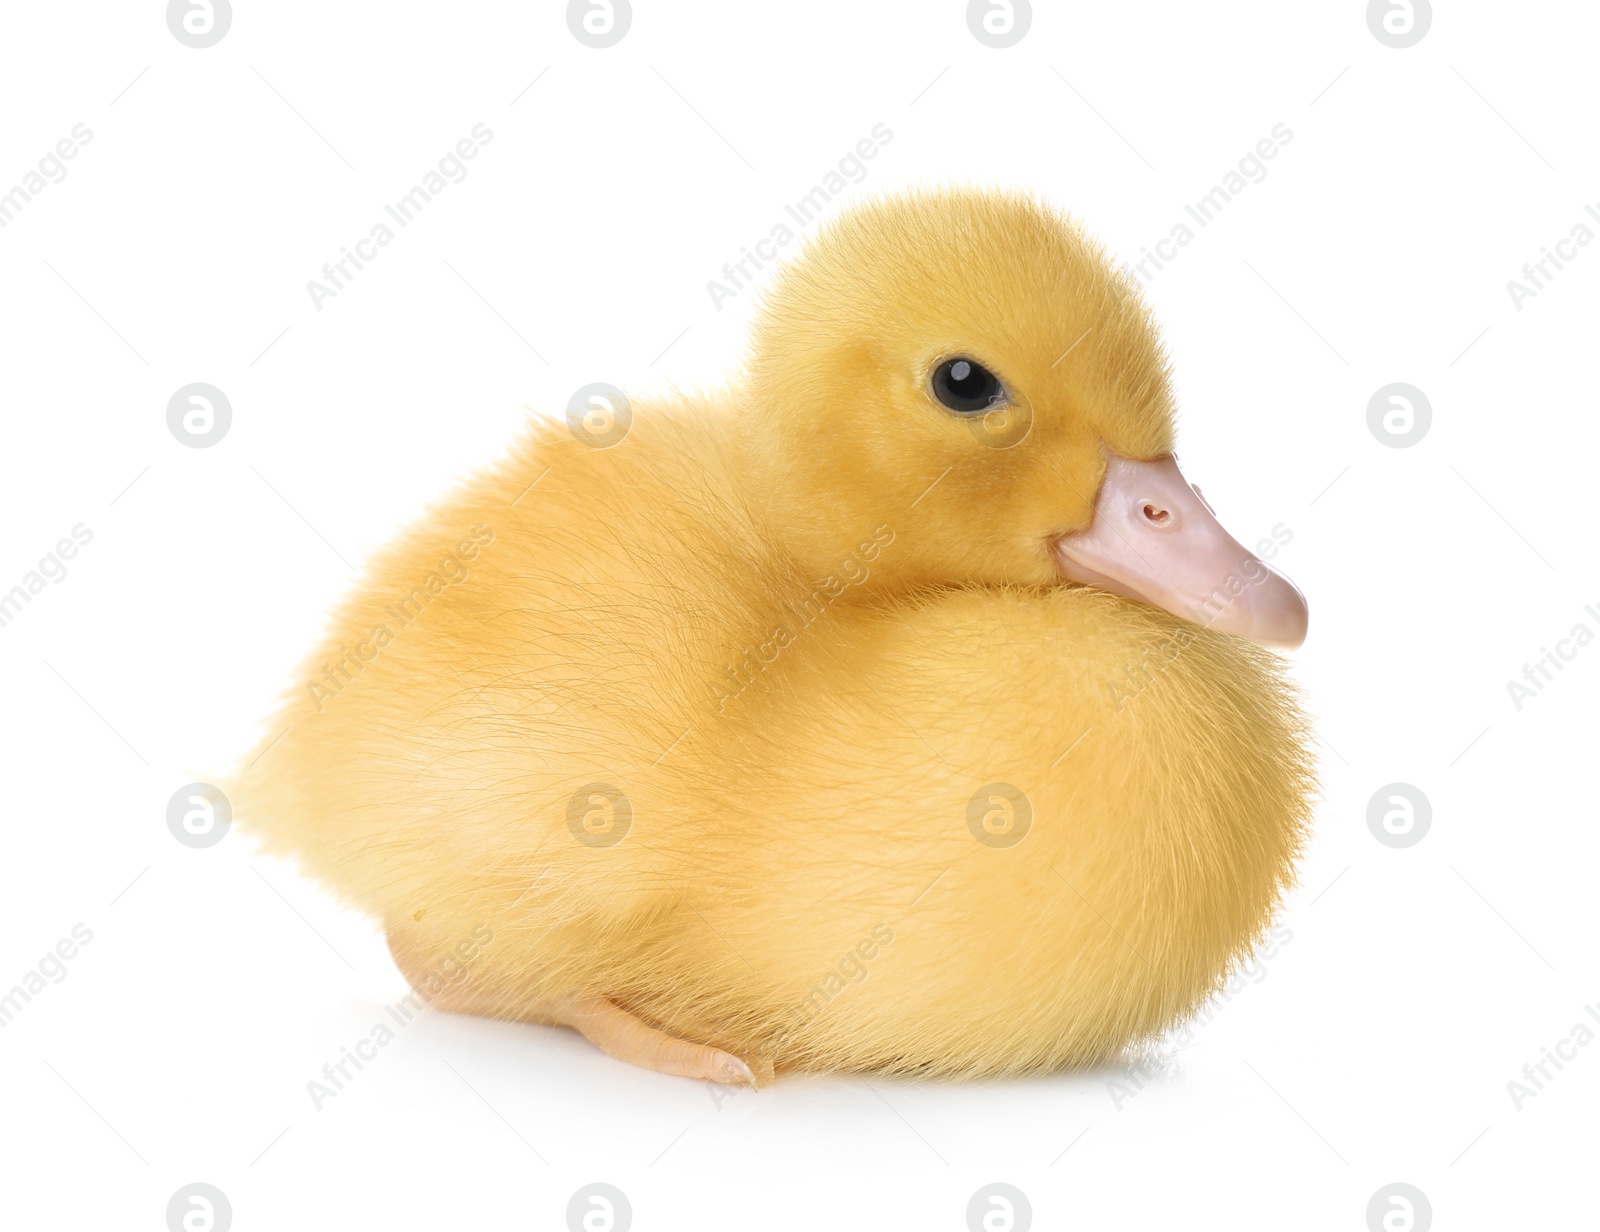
xmin=1141 ymin=502 xmax=1172 ymax=527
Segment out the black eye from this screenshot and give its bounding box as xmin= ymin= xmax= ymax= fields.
xmin=931 ymin=356 xmax=1005 ymax=414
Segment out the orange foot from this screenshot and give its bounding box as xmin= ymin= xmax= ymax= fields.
xmin=540 ymin=993 xmax=772 ymax=1087
xmin=387 ymin=929 xmax=771 ymax=1087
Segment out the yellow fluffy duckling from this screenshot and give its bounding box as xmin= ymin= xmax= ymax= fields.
xmin=234 ymin=189 xmax=1314 ymax=1087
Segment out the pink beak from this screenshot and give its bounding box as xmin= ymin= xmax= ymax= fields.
xmin=1053 ymin=454 xmax=1308 ymax=650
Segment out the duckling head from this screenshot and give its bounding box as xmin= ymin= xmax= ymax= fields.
xmin=739 ymin=188 xmax=1307 ymax=649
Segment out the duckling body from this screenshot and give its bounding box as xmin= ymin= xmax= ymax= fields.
xmin=236 ymin=191 xmax=1314 ymax=1081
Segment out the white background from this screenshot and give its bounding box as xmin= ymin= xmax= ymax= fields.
xmin=1 ymin=1 xmax=1596 ymax=1229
